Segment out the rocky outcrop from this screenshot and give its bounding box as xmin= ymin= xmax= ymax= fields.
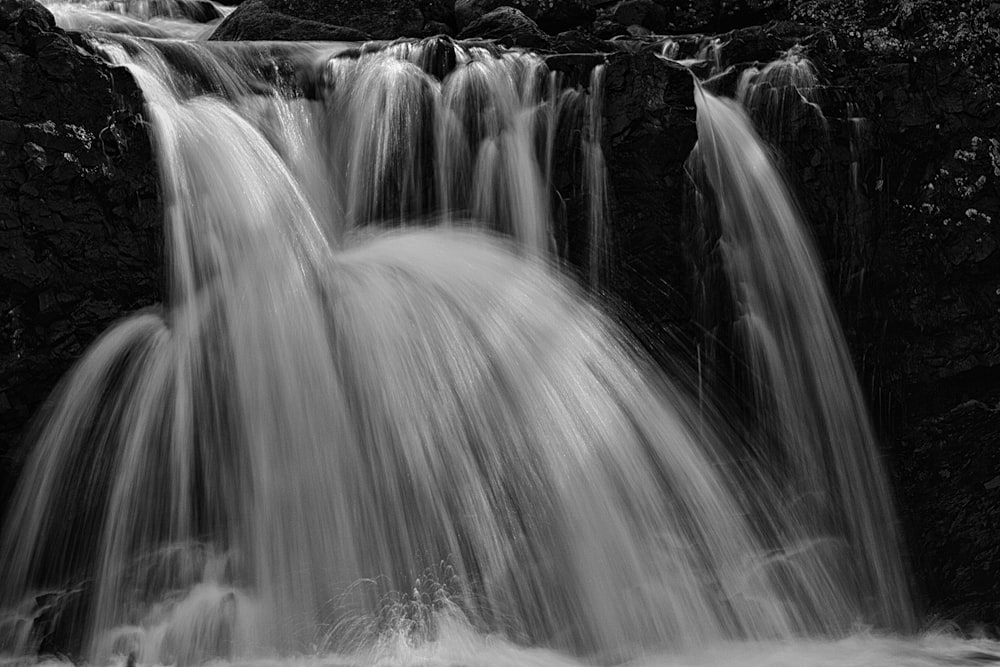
xmin=458 ymin=6 xmax=552 ymax=48
xmin=454 ymin=0 xmax=595 ymax=34
xmin=598 ymin=48 xmax=700 ymax=363
xmin=0 ymin=0 xmax=161 ymax=506
xmin=841 ymin=52 xmax=1000 ymax=625
xmin=591 ymin=0 xmax=787 ymax=37
xmin=209 ymin=0 xmax=455 ymax=41
xmin=210 ymin=0 xmax=371 ymax=42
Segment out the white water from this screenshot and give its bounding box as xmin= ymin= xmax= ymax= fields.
xmin=1 ymin=4 xmax=998 ymax=667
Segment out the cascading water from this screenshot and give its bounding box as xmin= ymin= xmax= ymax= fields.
xmin=2 ymin=3 xmax=1000 ymax=666
xmin=688 ymin=82 xmax=912 ymax=632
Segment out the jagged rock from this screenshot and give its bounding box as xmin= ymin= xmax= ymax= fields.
xmin=551 ymin=28 xmax=615 ymax=53
xmin=209 ymin=0 xmax=371 ymax=41
xmin=613 ymin=0 xmax=668 ymax=33
xmin=893 ymin=399 xmax=1000 ymax=625
xmin=457 ymin=6 xmax=551 ymax=48
xmin=454 ymin=0 xmax=595 ymax=34
xmin=668 ymin=0 xmax=788 ymax=32
xmin=599 ymin=48 xmax=700 ymax=361
xmin=0 ymin=0 xmax=161 ymax=507
xmin=211 ymin=0 xmax=454 ymax=40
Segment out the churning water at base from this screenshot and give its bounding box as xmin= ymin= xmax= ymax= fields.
xmin=2 ymin=4 xmax=999 ymax=666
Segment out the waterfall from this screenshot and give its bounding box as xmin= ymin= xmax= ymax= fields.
xmin=2 ymin=4 xmax=997 ymax=667
xmin=688 ymin=83 xmax=912 ymax=632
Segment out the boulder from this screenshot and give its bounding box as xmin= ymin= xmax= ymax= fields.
xmin=211 ymin=0 xmax=454 ymax=41
xmin=457 ymin=6 xmax=552 ymax=48
xmin=454 ymin=0 xmax=595 ymax=34
xmin=613 ymin=0 xmax=668 ymax=33
xmin=210 ymin=0 xmax=371 ymax=41
xmin=0 ymin=0 xmax=161 ymax=507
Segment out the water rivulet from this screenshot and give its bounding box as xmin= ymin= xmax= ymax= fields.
xmin=1 ymin=3 xmax=996 ymax=666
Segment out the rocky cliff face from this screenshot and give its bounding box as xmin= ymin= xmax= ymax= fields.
xmin=845 ymin=50 xmax=1000 ymax=628
xmin=0 ymin=0 xmax=161 ymax=506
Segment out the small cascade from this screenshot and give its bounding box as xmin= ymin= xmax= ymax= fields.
xmin=688 ymin=81 xmax=913 ymax=631
xmin=582 ymin=65 xmax=609 ymax=288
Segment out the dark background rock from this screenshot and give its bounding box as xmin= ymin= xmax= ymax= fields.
xmin=457 ymin=6 xmax=551 ymax=47
xmin=599 ymin=48 xmax=700 ymax=366
xmin=210 ymin=0 xmax=455 ymax=40
xmin=210 ymin=0 xmax=371 ymax=42
xmin=0 ymin=0 xmax=161 ymax=508
xmin=454 ymin=0 xmax=595 ymax=34
xmin=613 ymin=0 xmax=668 ymax=34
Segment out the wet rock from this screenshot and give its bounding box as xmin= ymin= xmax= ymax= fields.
xmin=209 ymin=0 xmax=371 ymax=41
xmin=457 ymin=6 xmax=552 ymax=48
xmin=599 ymin=48 xmax=700 ymax=362
xmin=210 ymin=0 xmax=454 ymax=40
xmin=551 ymin=28 xmax=615 ymax=53
xmin=455 ymin=0 xmax=595 ymax=34
xmin=669 ymin=0 xmax=787 ymax=32
xmin=893 ymin=398 xmax=1000 ymax=625
xmin=613 ymin=0 xmax=668 ymax=33
xmin=0 ymin=0 xmax=161 ymax=507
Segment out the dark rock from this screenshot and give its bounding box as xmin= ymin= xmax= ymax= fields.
xmin=613 ymin=0 xmax=667 ymax=33
xmin=551 ymin=28 xmax=614 ymax=53
xmin=455 ymin=0 xmax=595 ymax=33
xmin=665 ymin=0 xmax=788 ymax=32
xmin=457 ymin=6 xmax=551 ymax=48
xmin=599 ymin=49 xmax=699 ymax=363
xmin=893 ymin=398 xmax=1000 ymax=625
xmin=211 ymin=0 xmax=453 ymax=41
xmin=591 ymin=17 xmax=626 ymax=39
xmin=0 ymin=0 xmax=161 ymax=509
xmin=210 ymin=0 xmax=371 ymax=41
xmin=423 ymin=20 xmax=455 ymax=36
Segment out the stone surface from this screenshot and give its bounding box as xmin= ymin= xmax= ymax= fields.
xmin=596 ymin=47 xmax=700 ymax=365
xmin=0 ymin=0 xmax=161 ymax=507
xmin=457 ymin=6 xmax=552 ymax=48
xmin=454 ymin=0 xmax=595 ymax=33
xmin=211 ymin=0 xmax=454 ymax=41
xmin=210 ymin=0 xmax=371 ymax=41
xmin=613 ymin=0 xmax=668 ymax=33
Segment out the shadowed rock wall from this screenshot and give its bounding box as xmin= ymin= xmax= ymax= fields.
xmin=0 ymin=0 xmax=161 ymax=506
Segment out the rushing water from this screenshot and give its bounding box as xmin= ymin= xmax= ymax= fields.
xmin=1 ymin=2 xmax=999 ymax=666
